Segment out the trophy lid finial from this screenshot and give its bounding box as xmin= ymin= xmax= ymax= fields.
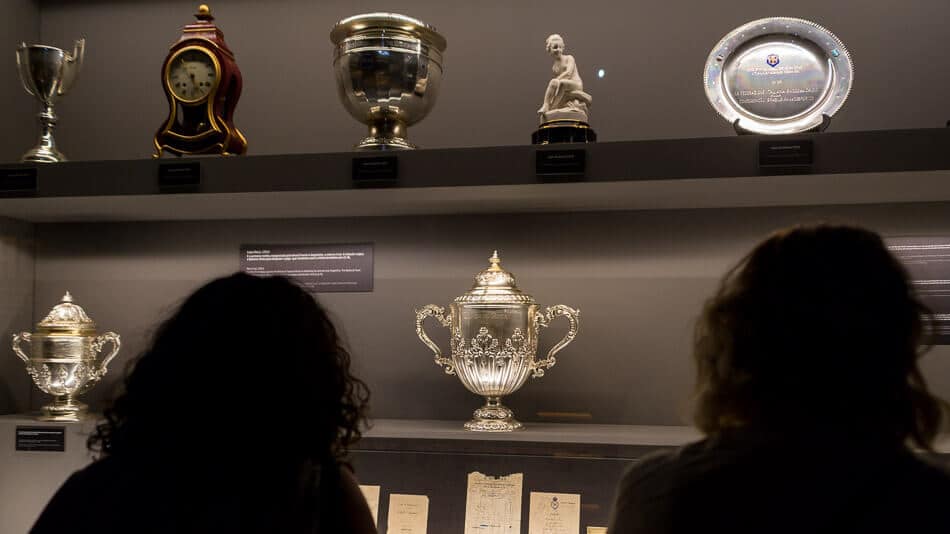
xmin=488 ymin=250 xmax=502 ymax=271
xmin=62 ymin=291 xmax=73 ymax=303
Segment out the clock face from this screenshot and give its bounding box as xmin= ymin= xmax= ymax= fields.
xmin=167 ymin=48 xmax=218 ymax=102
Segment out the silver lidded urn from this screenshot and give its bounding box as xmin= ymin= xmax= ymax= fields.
xmin=12 ymin=292 xmax=120 ymax=421
xmin=15 ymin=39 xmax=85 ymax=163
xmin=330 ymin=13 xmax=446 ymax=150
xmin=416 ymin=252 xmax=580 ymax=432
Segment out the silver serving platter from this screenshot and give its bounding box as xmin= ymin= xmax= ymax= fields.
xmin=704 ymin=17 xmax=853 ymax=134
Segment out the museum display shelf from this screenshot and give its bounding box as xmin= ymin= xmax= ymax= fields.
xmin=357 ymin=419 xmax=701 ymax=458
xmin=3 ymin=416 xmax=949 ymax=532
xmin=0 ymin=128 xmax=947 ymax=222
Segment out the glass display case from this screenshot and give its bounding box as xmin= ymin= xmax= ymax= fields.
xmin=2 ymin=1 xmax=950 ymax=533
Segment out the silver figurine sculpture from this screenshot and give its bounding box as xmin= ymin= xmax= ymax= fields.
xmin=15 ymin=39 xmax=84 ymax=163
xmin=330 ymin=13 xmax=446 ymax=150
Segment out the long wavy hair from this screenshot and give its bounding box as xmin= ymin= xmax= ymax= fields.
xmin=89 ymin=273 xmax=369 ymax=463
xmin=693 ymin=225 xmax=944 ymax=450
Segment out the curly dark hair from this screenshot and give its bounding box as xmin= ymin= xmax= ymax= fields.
xmin=693 ymin=224 xmax=945 ymax=450
xmin=89 ymin=273 xmax=369 ymax=462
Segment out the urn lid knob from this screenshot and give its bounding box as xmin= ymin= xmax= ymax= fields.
xmin=476 ymin=251 xmax=516 ymax=288
xmin=456 ymin=251 xmax=536 ymax=304
xmin=35 ymin=291 xmax=97 ymax=334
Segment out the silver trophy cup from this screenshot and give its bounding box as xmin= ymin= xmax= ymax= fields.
xmin=416 ymin=252 xmax=580 ymax=432
xmin=330 ymin=13 xmax=446 ymax=150
xmin=12 ymin=292 xmax=120 ymax=421
xmin=15 ymin=39 xmax=85 ymax=163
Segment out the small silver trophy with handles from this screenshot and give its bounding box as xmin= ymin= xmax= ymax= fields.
xmin=12 ymin=292 xmax=120 ymax=421
xmin=15 ymin=39 xmax=85 ymax=163
xmin=416 ymin=252 xmax=580 ymax=431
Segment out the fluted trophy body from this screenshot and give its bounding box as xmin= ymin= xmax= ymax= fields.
xmin=15 ymin=39 xmax=84 ymax=163
xmin=12 ymin=292 xmax=120 ymax=421
xmin=330 ymin=13 xmax=446 ymax=150
xmin=416 ymin=252 xmax=579 ymax=432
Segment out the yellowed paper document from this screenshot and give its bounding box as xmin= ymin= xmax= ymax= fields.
xmin=464 ymin=471 xmax=524 ymax=533
xmin=387 ymin=494 xmax=430 ymax=534
xmin=587 ymin=528 xmax=608 ymax=534
xmin=528 ymin=492 xmax=581 ymax=534
xmin=358 ymin=484 xmax=381 ymax=527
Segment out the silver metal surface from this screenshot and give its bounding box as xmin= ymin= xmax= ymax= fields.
xmin=11 ymin=292 xmax=120 ymax=421
xmin=704 ymin=18 xmax=853 ymax=134
xmin=416 ymin=252 xmax=579 ymax=432
xmin=330 ymin=13 xmax=446 ymax=150
xmin=15 ymin=39 xmax=84 ymax=163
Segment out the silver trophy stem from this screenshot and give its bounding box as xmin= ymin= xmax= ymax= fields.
xmin=40 ymin=394 xmax=85 ymax=422
xmin=465 ymin=396 xmax=523 ymax=432
xmin=359 ymin=116 xmax=414 ymax=150
xmin=22 ymin=104 xmax=66 ymax=163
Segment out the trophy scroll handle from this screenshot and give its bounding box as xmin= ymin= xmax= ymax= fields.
xmin=415 ymin=305 xmax=455 ymax=375
xmin=91 ymin=331 xmax=121 ymax=379
xmin=12 ymin=332 xmax=32 ymax=364
xmin=60 ymin=38 xmax=85 ymax=96
xmin=531 ymin=305 xmax=580 ymax=378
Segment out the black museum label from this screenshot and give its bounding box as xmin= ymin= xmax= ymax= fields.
xmin=240 ymin=243 xmax=374 ymax=293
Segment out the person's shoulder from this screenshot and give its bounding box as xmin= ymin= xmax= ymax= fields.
xmin=903 ymin=452 xmax=950 ymax=493
xmin=31 ymin=456 xmax=125 ymax=533
xmin=54 ymin=455 xmax=119 ymax=491
xmin=618 ymin=439 xmax=710 ymax=491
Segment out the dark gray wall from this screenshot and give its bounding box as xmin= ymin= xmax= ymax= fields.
xmin=0 ymin=219 xmax=35 ymax=415
xmin=1 ymin=0 xmax=39 ymax=163
xmin=30 ymin=203 xmax=950 ymax=425
xmin=22 ymin=0 xmax=950 ymax=161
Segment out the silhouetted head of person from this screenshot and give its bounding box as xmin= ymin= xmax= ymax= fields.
xmin=89 ymin=273 xmax=369 ymax=465
xmin=694 ymin=224 xmax=944 ymax=449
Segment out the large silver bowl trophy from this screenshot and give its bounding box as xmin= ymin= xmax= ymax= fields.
xmin=12 ymin=292 xmax=120 ymax=421
xmin=330 ymin=13 xmax=446 ymax=150
xmin=15 ymin=39 xmax=85 ymax=162
xmin=416 ymin=252 xmax=580 ymax=432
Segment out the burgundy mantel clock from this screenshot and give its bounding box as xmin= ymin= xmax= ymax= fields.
xmin=153 ymin=4 xmax=247 ymax=157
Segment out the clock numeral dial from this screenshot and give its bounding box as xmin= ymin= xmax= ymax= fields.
xmin=167 ymin=48 xmax=218 ymax=101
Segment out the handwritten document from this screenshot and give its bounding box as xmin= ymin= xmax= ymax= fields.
xmin=464 ymin=471 xmax=524 ymax=533
xmin=358 ymin=484 xmax=381 ymax=526
xmin=387 ymin=494 xmax=429 ymax=534
xmin=528 ymin=492 xmax=581 ymax=534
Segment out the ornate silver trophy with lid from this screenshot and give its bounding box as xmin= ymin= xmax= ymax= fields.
xmin=330 ymin=13 xmax=446 ymax=150
xmin=12 ymin=292 xmax=120 ymax=421
xmin=16 ymin=39 xmax=85 ymax=162
xmin=415 ymin=252 xmax=580 ymax=432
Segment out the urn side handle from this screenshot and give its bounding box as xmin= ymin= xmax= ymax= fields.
xmin=92 ymin=331 xmax=121 ymax=378
xmin=12 ymin=332 xmax=32 ymax=364
xmin=415 ymin=304 xmax=455 ymax=375
xmin=532 ymin=305 xmax=580 ymax=378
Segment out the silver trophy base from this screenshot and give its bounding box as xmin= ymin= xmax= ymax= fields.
xmin=356 ymin=117 xmax=416 ymax=150
xmin=356 ymin=136 xmax=416 ymax=151
xmin=21 ymin=107 xmax=67 ymax=163
xmin=464 ymin=397 xmax=523 ymax=432
xmin=21 ymin=145 xmax=66 ymax=164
